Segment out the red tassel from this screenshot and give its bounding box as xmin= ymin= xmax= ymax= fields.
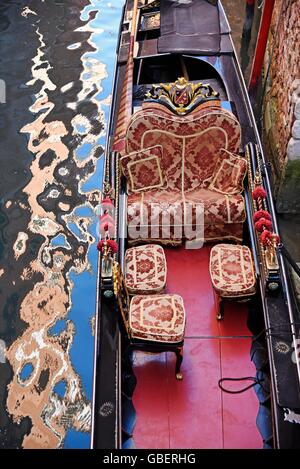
xmin=252 ymin=186 xmax=267 ymax=200
xmin=102 ymin=198 xmax=113 ymax=205
xmin=99 ymin=213 xmax=114 ymax=224
xmin=253 ymin=210 xmax=271 ymax=222
xmin=101 ymin=198 xmax=114 ymax=211
xmin=97 ymin=240 xmax=105 ymax=251
xmin=97 ymin=239 xmax=118 ymax=254
xmin=260 ymin=230 xmax=272 ymax=246
xmin=254 ymin=218 xmax=272 ymax=232
xmin=107 ymin=239 xmax=118 ymax=253
xmin=260 ymin=230 xmax=280 ymax=247
xmin=99 ymin=213 xmax=114 ymax=235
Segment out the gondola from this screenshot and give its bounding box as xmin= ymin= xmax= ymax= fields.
xmin=91 ymin=0 xmax=300 ymax=449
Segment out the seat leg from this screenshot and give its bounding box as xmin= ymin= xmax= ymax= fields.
xmin=217 ymin=298 xmax=225 ymax=321
xmin=125 ymin=343 xmax=134 ymax=364
xmin=213 ymin=289 xmax=224 ymax=321
xmin=175 ymin=346 xmax=183 ymax=380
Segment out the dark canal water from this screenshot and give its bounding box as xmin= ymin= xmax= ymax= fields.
xmin=0 ymin=0 xmax=260 ymax=449
xmin=0 ymin=0 xmax=123 ymax=449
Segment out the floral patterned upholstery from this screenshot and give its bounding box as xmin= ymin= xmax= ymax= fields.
xmin=209 ymin=244 xmax=256 ymax=298
xmin=127 ymin=188 xmax=245 ymax=243
xmin=120 ymin=145 xmax=166 ymax=193
xmin=204 ymin=223 xmax=243 ymax=243
xmin=125 ymin=244 xmax=167 ymax=294
xmin=208 ymin=149 xmax=247 ymax=195
xmin=129 ymin=294 xmax=186 ymax=343
xmin=185 ymin=189 xmax=245 ymax=224
xmin=123 ymin=103 xmax=244 ymax=243
xmin=126 ymin=106 xmax=241 ymax=193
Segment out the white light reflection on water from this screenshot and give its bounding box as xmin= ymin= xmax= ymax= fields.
xmin=2 ymin=0 xmax=123 ymax=449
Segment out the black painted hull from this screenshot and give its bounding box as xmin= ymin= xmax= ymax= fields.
xmin=92 ymin=0 xmax=300 ymax=449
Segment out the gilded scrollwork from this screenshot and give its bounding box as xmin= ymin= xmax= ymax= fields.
xmin=113 ymin=262 xmax=131 ymax=337
xmin=146 ymin=77 xmax=219 ymax=115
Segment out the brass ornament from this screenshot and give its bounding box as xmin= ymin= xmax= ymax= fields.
xmin=265 ymin=233 xmax=279 ymax=271
xmin=103 ymin=180 xmax=115 ymax=200
xmin=146 ymin=77 xmax=219 ymax=115
xmin=246 ymin=144 xmax=280 ymax=282
xmin=113 ymin=262 xmax=131 ymax=337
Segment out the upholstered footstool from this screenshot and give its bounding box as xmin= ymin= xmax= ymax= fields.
xmin=125 ymin=244 xmax=167 ymax=294
xmin=129 ymin=293 xmax=186 ymax=379
xmin=209 ymin=243 xmax=256 ymax=320
xmin=129 ymin=294 xmax=186 ymax=343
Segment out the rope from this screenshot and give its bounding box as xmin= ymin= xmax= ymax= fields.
xmin=218 ymin=376 xmax=269 ymax=394
xmin=278 ymin=243 xmax=300 ymax=279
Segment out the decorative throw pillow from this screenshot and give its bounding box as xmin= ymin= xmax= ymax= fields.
xmin=208 ymin=148 xmax=247 ymax=195
xmin=120 ymin=145 xmax=166 ymax=193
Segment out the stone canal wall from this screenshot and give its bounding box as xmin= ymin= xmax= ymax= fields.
xmin=263 ymin=0 xmax=300 ymax=212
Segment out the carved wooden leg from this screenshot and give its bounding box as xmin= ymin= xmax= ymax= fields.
xmin=175 ymin=346 xmax=183 ymax=380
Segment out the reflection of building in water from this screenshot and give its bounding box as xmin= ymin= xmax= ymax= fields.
xmin=0 ymin=0 xmax=109 ymax=448
xmin=222 ymin=0 xmax=261 ymax=81
xmin=240 ymin=0 xmax=255 ymax=75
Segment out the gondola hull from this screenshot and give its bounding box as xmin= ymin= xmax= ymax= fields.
xmin=92 ymin=0 xmax=300 ymax=449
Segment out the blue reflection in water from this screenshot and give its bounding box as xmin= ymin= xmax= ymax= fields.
xmin=64 ymin=429 xmax=91 ymax=449
xmin=73 ymin=123 xmax=88 ymax=134
xmin=20 ymin=363 xmax=34 ymax=381
xmin=51 ymin=234 xmax=70 ymax=248
xmin=53 ymin=380 xmax=67 ymax=398
xmin=63 ymin=0 xmax=123 ymax=449
xmin=68 ymin=222 xmax=82 ymax=239
xmin=48 ymin=319 xmax=67 ymax=336
xmin=82 ymin=152 xmax=105 ymax=193
xmin=74 ymin=206 xmax=94 ymax=217
xmin=68 ymin=270 xmax=95 ymax=402
xmin=66 ymin=209 xmax=100 ymax=402
xmin=81 ymin=0 xmax=122 ymax=194
xmin=75 ymin=142 xmax=93 ymax=160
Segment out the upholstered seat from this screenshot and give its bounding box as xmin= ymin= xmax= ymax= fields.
xmin=129 ymin=294 xmax=186 ymax=343
xmin=209 ymin=243 xmax=256 ymax=320
xmin=123 ymin=101 xmax=246 ymax=244
xmin=125 ymin=106 xmax=241 ymax=193
xmin=210 ymin=244 xmax=256 ymax=297
xmin=125 ymin=244 xmax=167 ymax=294
xmin=127 ymin=189 xmax=185 ymax=244
xmin=185 ymin=189 xmax=245 ymax=225
xmin=114 ymin=261 xmax=186 ymax=379
xmin=127 ymin=188 xmax=245 ymax=244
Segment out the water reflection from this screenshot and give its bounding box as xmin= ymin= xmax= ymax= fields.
xmin=0 ymin=0 xmax=122 ymax=449
xmin=222 ymin=0 xmax=261 ymax=81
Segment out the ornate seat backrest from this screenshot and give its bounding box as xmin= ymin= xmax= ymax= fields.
xmin=125 ymin=83 xmax=241 ymax=193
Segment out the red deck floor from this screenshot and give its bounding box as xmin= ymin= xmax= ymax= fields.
xmin=132 ymin=246 xmax=261 ymax=449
